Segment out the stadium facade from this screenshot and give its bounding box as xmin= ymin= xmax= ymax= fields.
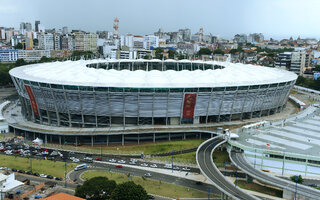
xmin=7 ymin=59 xmax=297 ymax=144
xmin=9 ymin=59 xmax=298 ymax=128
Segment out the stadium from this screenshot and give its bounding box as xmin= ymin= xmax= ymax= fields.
xmin=7 ymin=59 xmax=297 ymax=144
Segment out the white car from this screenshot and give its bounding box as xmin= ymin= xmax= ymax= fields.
xmin=5 ymin=150 xmax=12 ymax=155
xmin=109 ymin=159 xmax=117 ymax=163
xmin=182 ymin=167 xmax=190 ymax=171
xmin=71 ymin=158 xmax=80 ymax=163
xmin=144 ymin=173 xmax=152 ymax=177
xmin=118 ymin=160 xmax=126 ymax=164
xmin=173 ymin=166 xmax=180 ymax=170
xmin=141 ymin=163 xmax=148 ymax=167
xmin=129 ymin=161 xmax=136 ymax=165
xmin=40 ymin=174 xmax=47 ymax=178
xmin=150 ymin=164 xmax=157 ymax=168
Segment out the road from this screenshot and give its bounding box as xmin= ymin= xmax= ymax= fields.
xmin=196 ymin=136 xmax=259 ymax=200
xmin=230 ymin=151 xmax=320 ymax=200
xmin=69 ymin=161 xmax=221 ymax=196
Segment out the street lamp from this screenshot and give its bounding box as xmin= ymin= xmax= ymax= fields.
xmin=171 ymin=150 xmax=175 ymax=173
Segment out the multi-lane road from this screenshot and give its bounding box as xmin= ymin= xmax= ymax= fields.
xmin=230 ymin=151 xmax=320 ymax=200
xmin=196 ymin=136 xmax=259 ymax=200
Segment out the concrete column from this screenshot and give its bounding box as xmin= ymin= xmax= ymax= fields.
xmin=137 ymin=134 xmax=140 ymax=145
xmin=13 ymin=128 xmax=16 ymax=136
xmin=122 ymin=134 xmax=124 ymax=146
xmin=59 ymin=136 xmax=61 ymax=145
xmin=50 ymin=135 xmax=52 ymax=143
xmin=106 ymin=135 xmax=109 ymax=146
xmin=91 ymin=136 xmax=94 ymax=147
xmin=183 ymin=133 xmax=186 ymax=140
xmin=33 ymin=132 xmax=35 ymax=140
xmin=45 ymin=134 xmax=47 ymax=144
xmin=153 ymin=133 xmax=155 ymax=143
xmin=75 ymin=136 xmax=78 ymax=146
xmin=168 ymin=133 xmax=171 ymax=141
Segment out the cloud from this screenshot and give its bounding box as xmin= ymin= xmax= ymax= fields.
xmin=0 ymin=1 xmax=20 ymax=14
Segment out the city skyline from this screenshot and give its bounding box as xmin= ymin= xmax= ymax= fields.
xmin=1 ymin=0 xmax=320 ymax=40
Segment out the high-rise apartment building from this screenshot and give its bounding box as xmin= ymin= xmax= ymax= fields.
xmin=39 ymin=33 xmax=54 ymax=50
xmin=290 ymin=51 xmax=306 ymax=75
xmin=62 ymin=26 xmax=68 ymax=35
xmin=35 ymin=21 xmax=40 ymax=32
xmin=25 ymin=23 xmax=32 ymax=32
xmin=73 ymin=31 xmax=98 ymax=52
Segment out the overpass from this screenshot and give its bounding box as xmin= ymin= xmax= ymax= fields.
xmin=196 ymin=136 xmax=260 ymax=200
xmin=230 ymin=150 xmax=320 ymax=200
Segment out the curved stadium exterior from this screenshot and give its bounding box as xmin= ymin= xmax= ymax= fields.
xmin=10 ymin=59 xmax=298 ymax=127
xmin=8 ymin=59 xmax=297 ymax=144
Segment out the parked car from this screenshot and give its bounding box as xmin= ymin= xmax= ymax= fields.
xmin=144 ymin=173 xmax=152 ymax=177
xmin=148 ymin=195 xmax=155 ymax=199
xmin=118 ymin=160 xmax=126 ymax=164
xmin=129 ymin=161 xmax=136 ymax=165
xmin=46 ymin=175 xmax=54 ymax=179
xmin=11 ymin=168 xmax=17 ymax=172
xmin=115 ymin=164 xmax=123 ymax=168
xmin=141 ymin=163 xmax=148 ymax=167
xmin=150 ymin=164 xmax=157 ymax=168
xmin=109 ymin=159 xmax=116 ymax=163
xmin=55 ymin=177 xmax=62 ymax=181
xmin=26 ymin=171 xmax=33 ymax=175
xmin=33 ymin=173 xmax=40 ymax=177
xmin=84 ymin=157 xmax=93 ymax=163
xmin=95 ymin=157 xmax=102 ymax=161
xmin=182 ymin=167 xmax=190 ymax=171
xmin=39 ymin=174 xmax=47 ymax=178
xmin=18 ymin=170 xmax=25 ymax=174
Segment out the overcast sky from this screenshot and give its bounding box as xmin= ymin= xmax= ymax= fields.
xmin=1 ymin=0 xmax=319 ymax=40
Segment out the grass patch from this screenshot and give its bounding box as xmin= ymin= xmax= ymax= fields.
xmin=148 ymin=152 xmax=197 ymax=164
xmin=213 ymin=149 xmax=230 ymax=168
xmin=0 ymin=154 xmax=76 ymax=178
xmin=81 ymin=170 xmax=216 ymax=198
xmin=45 ymin=139 xmax=205 ymax=155
xmin=236 ymin=180 xmax=283 ymax=198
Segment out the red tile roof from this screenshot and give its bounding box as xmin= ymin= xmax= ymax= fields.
xmin=43 ymin=192 xmax=86 ymax=200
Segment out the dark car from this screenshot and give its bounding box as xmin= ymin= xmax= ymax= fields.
xmin=33 ymin=172 xmax=40 ymax=177
xmin=55 ymin=177 xmax=62 ymax=181
xmin=46 ymin=175 xmax=54 ymax=179
xmin=26 ymin=171 xmax=33 ymax=175
xmin=18 ymin=170 xmax=25 ymax=174
xmin=195 ymin=181 xmax=203 ymax=185
xmin=148 ymin=195 xmax=155 ymax=199
xmin=11 ymin=168 xmax=17 ymax=172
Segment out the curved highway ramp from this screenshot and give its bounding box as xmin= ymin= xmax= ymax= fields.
xmin=196 ymin=136 xmax=260 ymax=200
xmin=230 ymin=151 xmax=320 ymax=200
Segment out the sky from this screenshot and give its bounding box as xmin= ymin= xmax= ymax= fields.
xmin=0 ymin=0 xmax=319 ymax=40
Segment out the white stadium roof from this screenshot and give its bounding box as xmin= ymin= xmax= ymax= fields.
xmin=10 ymin=59 xmax=297 ymax=88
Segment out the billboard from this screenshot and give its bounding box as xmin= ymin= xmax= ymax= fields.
xmin=24 ymin=85 xmax=39 ymax=116
xmin=182 ymin=93 xmax=197 ymax=118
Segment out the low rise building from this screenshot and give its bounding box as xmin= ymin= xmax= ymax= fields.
xmin=18 ymin=50 xmax=50 ymax=61
xmin=0 ymin=50 xmax=18 ymax=62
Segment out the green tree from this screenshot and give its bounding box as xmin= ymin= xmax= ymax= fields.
xmin=110 ymin=181 xmax=148 ymax=200
xmin=154 ymin=48 xmax=164 ymax=60
xmin=14 ymin=43 xmax=23 ymax=49
xmin=168 ymin=49 xmax=177 ymax=59
xmin=213 ymin=48 xmax=225 ymax=55
xmin=75 ymin=176 xmax=117 ymax=200
xmin=15 ymin=58 xmax=27 ymax=67
xmin=290 ymin=175 xmax=304 ymax=184
xmin=314 ymin=65 xmax=320 ymax=72
xmin=33 ymin=39 xmax=38 ymax=46
xmin=40 ymin=56 xmax=51 ymax=63
xmin=197 ymin=48 xmax=212 ymax=56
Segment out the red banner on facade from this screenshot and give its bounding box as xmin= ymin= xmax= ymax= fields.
xmin=24 ymin=85 xmax=39 ymax=116
xmin=182 ymin=93 xmax=197 ymax=119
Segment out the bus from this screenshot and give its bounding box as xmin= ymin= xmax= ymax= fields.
xmin=74 ymin=164 xmax=87 ymax=171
